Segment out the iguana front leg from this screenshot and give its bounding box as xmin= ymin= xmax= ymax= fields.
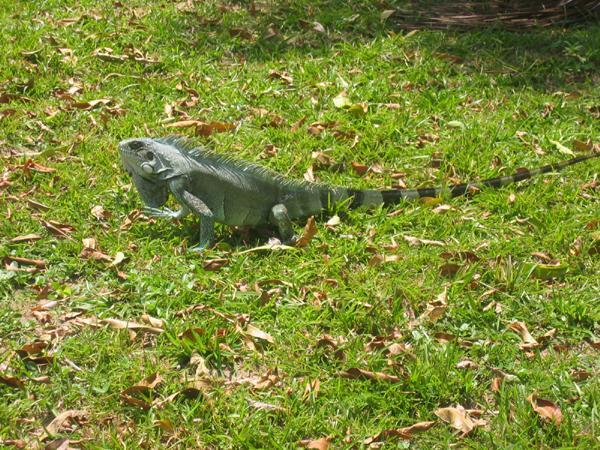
xmin=168 ymin=179 xmax=215 ymax=252
xmin=143 ymin=205 xmax=190 ymax=220
xmin=269 ymin=203 xmax=296 ymax=244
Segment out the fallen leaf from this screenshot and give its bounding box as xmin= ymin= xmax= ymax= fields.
xmin=41 ymin=220 xmax=75 ymax=239
xmin=45 ymin=410 xmax=87 ymax=435
xmin=0 ymin=374 xmax=25 ymax=389
xmin=364 ymin=420 xmax=435 ymax=444
xmin=351 ymin=161 xmax=368 ymax=175
xmin=434 ymin=405 xmax=484 ymax=435
xmin=295 ymin=216 xmax=317 ymax=247
xmin=549 ymin=139 xmax=574 ymax=156
xmin=90 ymin=205 xmax=111 ymax=220
xmin=456 ymin=359 xmax=478 ymax=370
xmin=3 ymin=255 xmax=46 ymax=269
xmin=247 ymin=399 xmax=286 ymax=413
xmin=102 ymin=318 xmax=163 ymax=334
xmin=244 ymin=323 xmax=274 ymax=343
xmin=508 ymin=321 xmax=538 ymax=349
xmin=339 ymin=367 xmax=402 ymax=383
xmin=121 ymin=373 xmax=163 ymax=410
xmin=299 ymin=436 xmax=331 ymax=449
xmin=79 ymin=238 xmax=112 ymax=261
xmin=140 ymin=314 xmax=164 ymax=329
xmin=9 ymin=233 xmax=42 ymax=244
xmin=403 ymin=235 xmax=444 ymax=247
xmin=528 ymin=394 xmax=562 ymax=425
xmin=380 ymin=9 xmax=396 ymax=21
xmin=268 ymin=70 xmax=293 ymax=84
xmin=432 ymin=204 xmax=454 ymax=214
xmin=202 ymin=258 xmax=229 ymax=271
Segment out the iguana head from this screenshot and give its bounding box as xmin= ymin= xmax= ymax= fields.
xmin=119 ymin=137 xmax=189 ymax=208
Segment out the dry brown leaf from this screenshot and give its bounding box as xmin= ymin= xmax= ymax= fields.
xmin=79 ymin=238 xmax=112 ymax=262
xmin=528 ymin=394 xmax=562 ymax=425
xmin=351 ymin=161 xmax=369 ymax=175
xmin=435 ymin=405 xmax=484 ymax=435
xmin=202 ymin=258 xmax=229 ymax=271
xmin=102 ymin=318 xmax=163 ymax=334
xmin=295 ymin=216 xmax=317 ymax=247
xmin=508 ymin=321 xmax=539 ymax=349
xmin=439 ymin=262 xmax=461 ymax=277
xmin=9 ymin=233 xmax=42 ymax=244
xmin=45 ymin=410 xmax=87 ymax=435
xmin=4 ymin=255 xmax=46 ymax=269
xmin=41 ymin=220 xmax=75 ymax=239
xmin=140 ymin=314 xmax=164 ymax=329
xmin=432 ymin=204 xmax=454 ymax=214
xmin=368 ymin=254 xmax=401 ymax=266
xmin=456 ymin=359 xmax=478 ymax=370
xmin=90 ymin=205 xmax=111 ymax=220
xmin=299 ymin=436 xmax=331 ymax=449
xmin=244 ymin=323 xmax=274 ymax=343
xmin=340 ymin=367 xmax=402 ymax=383
xmin=364 ymin=420 xmax=435 ymax=444
xmin=268 ymin=70 xmax=293 ymax=84
xmin=120 ymin=373 xmax=163 ymax=409
xmin=0 ymin=374 xmax=25 ymax=389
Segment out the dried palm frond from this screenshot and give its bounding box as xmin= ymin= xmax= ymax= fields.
xmin=392 ymin=0 xmax=600 ymax=30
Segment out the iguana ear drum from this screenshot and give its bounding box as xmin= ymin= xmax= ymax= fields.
xmin=141 ymin=163 xmax=154 ymax=174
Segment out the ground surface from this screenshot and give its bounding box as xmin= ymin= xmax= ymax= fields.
xmin=1 ymin=1 xmax=599 ymax=448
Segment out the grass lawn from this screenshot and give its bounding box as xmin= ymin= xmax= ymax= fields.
xmin=1 ymin=0 xmax=599 ymax=448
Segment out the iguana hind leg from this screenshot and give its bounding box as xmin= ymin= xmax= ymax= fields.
xmin=269 ymin=203 xmax=295 ymax=243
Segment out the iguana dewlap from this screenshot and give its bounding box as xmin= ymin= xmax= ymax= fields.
xmin=119 ymin=137 xmax=598 ymax=252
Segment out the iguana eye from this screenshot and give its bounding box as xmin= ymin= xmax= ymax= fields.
xmin=145 ymin=151 xmax=154 ymax=160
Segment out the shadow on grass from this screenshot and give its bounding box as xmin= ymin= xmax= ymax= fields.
xmin=165 ymin=0 xmax=599 ymax=89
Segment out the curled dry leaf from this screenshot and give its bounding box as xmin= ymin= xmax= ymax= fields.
xmin=140 ymin=314 xmax=164 ymax=329
xmin=368 ymin=254 xmax=401 ymax=266
xmin=79 ymin=238 xmax=112 ymax=262
xmin=120 ymin=373 xmax=163 ymax=410
xmin=456 ymin=359 xmax=479 ymax=370
xmin=41 ymin=220 xmax=75 ymax=239
xmin=244 ymin=323 xmax=274 ymax=343
xmin=43 ymin=409 xmax=87 ymax=436
xmin=295 ymin=216 xmax=317 ymax=247
xmin=90 ymin=205 xmax=111 ymax=220
xmin=364 ymin=420 xmax=435 ymax=444
xmin=4 ymin=255 xmax=46 ymax=269
xmin=166 ymin=119 xmax=235 ymax=137
xmin=202 ymin=258 xmax=229 ymax=271
xmin=508 ymin=321 xmax=538 ymax=349
xmin=299 ymin=436 xmax=331 ymax=450
xmin=434 ymin=405 xmax=485 ymax=435
xmin=339 ymin=367 xmax=402 ymax=383
xmin=102 ymin=318 xmax=163 ymax=334
xmin=0 ymin=374 xmax=25 ymax=389
xmin=528 ymin=394 xmax=562 ymax=425
xmin=9 ymin=233 xmax=42 ymax=244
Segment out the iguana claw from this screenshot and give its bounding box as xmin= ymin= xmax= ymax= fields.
xmin=143 ymin=206 xmax=178 ymax=219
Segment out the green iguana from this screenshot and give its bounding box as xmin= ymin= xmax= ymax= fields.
xmin=119 ymin=137 xmax=598 ymax=252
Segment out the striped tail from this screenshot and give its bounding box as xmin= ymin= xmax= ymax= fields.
xmin=345 ymin=153 xmax=599 ymax=208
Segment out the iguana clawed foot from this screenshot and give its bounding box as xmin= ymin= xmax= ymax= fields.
xmin=143 ymin=206 xmax=185 ymax=220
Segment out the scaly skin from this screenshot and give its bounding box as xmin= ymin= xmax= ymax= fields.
xmin=119 ymin=137 xmax=599 ymax=252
